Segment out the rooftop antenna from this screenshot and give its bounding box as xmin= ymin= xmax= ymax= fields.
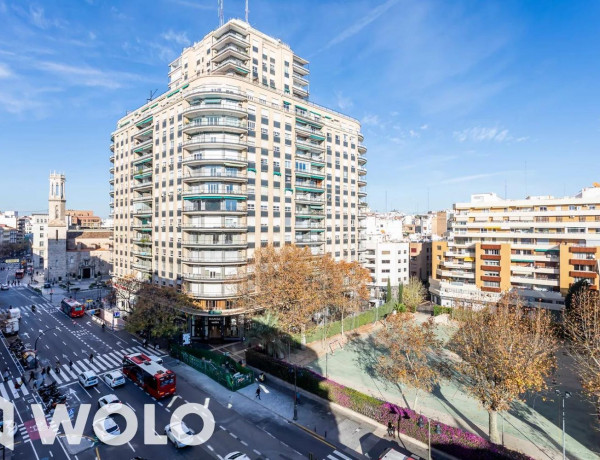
xmin=218 ymin=0 xmax=224 ymax=26
xmin=147 ymin=89 xmax=158 ymax=104
xmin=245 ymin=0 xmax=249 ymax=23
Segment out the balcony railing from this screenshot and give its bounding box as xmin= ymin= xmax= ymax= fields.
xmin=182 ymin=254 xmax=246 ymax=264
xmin=295 ymin=237 xmax=325 ymax=244
xmin=182 ymin=272 xmax=246 ymax=281
xmin=183 ymin=119 xmax=247 ymax=130
xmin=183 ymin=152 xmax=246 ymax=164
xmin=183 ymin=103 xmax=245 ymax=116
xmin=182 ymin=238 xmax=247 ymax=246
xmin=184 ymin=186 xmax=246 ymax=195
xmin=183 ymin=137 xmax=246 ymax=150
xmin=182 ymin=170 xmax=247 ymax=180
xmin=183 ymin=204 xmax=247 ymax=213
xmin=183 ymin=86 xmax=246 ymax=102
xmin=295 ymin=194 xmax=324 ymax=203
xmin=181 ymin=223 xmax=247 ymax=231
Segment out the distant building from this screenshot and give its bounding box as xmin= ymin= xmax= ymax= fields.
xmin=0 ymin=211 xmax=24 ymax=243
xmin=362 ymin=237 xmax=410 ymax=304
xmin=65 ymin=210 xmax=102 ymax=228
xmin=430 ymin=186 xmax=600 ymax=310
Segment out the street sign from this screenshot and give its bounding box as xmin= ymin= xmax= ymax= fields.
xmin=113 ymin=311 xmax=120 ymax=318
xmin=182 ymin=333 xmax=191 ymax=345
xmin=68 ymin=408 xmax=75 ymax=419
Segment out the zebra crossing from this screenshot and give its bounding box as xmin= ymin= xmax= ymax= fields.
xmin=326 ymin=450 xmax=356 ymax=460
xmin=0 ymin=346 xmax=164 ymax=401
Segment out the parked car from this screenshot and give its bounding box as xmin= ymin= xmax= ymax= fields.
xmin=79 ymin=371 xmax=98 ymax=388
xmin=0 ymin=284 xmax=8 ymax=291
xmin=165 ymin=421 xmax=195 ymax=449
xmin=98 ymin=394 xmax=121 ymax=409
xmin=103 ymin=371 xmax=126 ymax=388
xmin=43 ymin=283 xmax=51 ymax=289
xmin=378 ymin=447 xmax=415 ymax=460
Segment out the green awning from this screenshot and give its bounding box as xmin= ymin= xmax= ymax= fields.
xmin=225 ymin=196 xmax=247 ymax=200
xmin=511 ymin=259 xmax=534 ymax=263
xmin=236 ymin=67 xmax=249 ymax=74
xmin=247 ymin=168 xmax=256 ymax=172
xmin=136 ymin=116 xmax=153 ymax=127
xmin=167 ymin=89 xmax=180 ymax=98
xmin=310 ymin=111 xmax=321 ymax=117
xmin=285 ymin=188 xmax=294 ymax=192
xmin=141 ymin=106 xmax=149 ymax=112
xmin=283 ymin=101 xmax=291 ymax=106
xmin=224 ymin=162 xmax=243 ymax=167
xmin=295 ymin=105 xmax=308 ymax=111
xmin=133 ymin=158 xmax=152 ymax=165
xmin=296 ymin=186 xmax=324 ymax=193
xmin=119 ymin=121 xmax=130 ymax=128
xmin=274 ymin=171 xmax=281 ymax=176
xmin=183 ymin=196 xmax=222 ymax=200
xmin=310 ymin=229 xmax=324 ymax=233
xmin=324 ymin=116 xmax=332 ymax=120
xmin=181 ymin=83 xmax=189 ymax=90
xmin=310 ymin=134 xmax=325 ymax=141
xmin=150 ymin=103 xmax=158 ymax=109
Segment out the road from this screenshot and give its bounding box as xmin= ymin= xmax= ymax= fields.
xmin=0 ymin=263 xmax=363 ymax=460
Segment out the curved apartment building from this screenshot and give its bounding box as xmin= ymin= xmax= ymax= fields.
xmin=110 ymin=20 xmax=367 ymax=341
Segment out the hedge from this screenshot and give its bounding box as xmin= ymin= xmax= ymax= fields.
xmin=300 ymin=302 xmax=397 ymax=344
xmin=433 ymin=305 xmax=453 ymax=316
xmin=246 ymin=349 xmax=532 ymax=460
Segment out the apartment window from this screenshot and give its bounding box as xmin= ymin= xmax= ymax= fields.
xmin=381 ymin=260 xmax=390 ymax=264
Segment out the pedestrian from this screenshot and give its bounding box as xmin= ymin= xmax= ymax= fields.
xmin=46 ymin=365 xmax=51 ymax=375
xmin=41 ymin=367 xmax=46 ymax=376
xmin=89 ymin=353 xmax=94 ymax=363
xmin=69 ymin=360 xmax=73 ymax=370
xmin=387 ymin=421 xmax=393 ymax=437
xmin=14 ymin=379 xmax=21 ymax=390
xmin=55 ymin=365 xmax=60 ymax=375
xmin=255 ymin=386 xmax=261 ymax=400
xmin=29 ymin=371 xmax=34 ymax=383
xmin=3 ymin=368 xmax=9 ymax=382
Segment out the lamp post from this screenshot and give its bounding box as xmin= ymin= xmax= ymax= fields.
xmin=293 ymin=364 xmax=298 ymax=421
xmin=555 ymin=389 xmax=571 ymax=460
xmin=34 ymin=327 xmax=58 ymax=370
xmin=418 ymin=417 xmax=442 ymax=460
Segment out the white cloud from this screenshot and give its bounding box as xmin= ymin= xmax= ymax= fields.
xmin=420 ymin=124 xmax=428 ymax=130
xmin=38 ymin=61 xmax=144 ymax=89
xmin=439 ymin=170 xmax=519 ymax=185
xmin=335 ymin=91 xmax=353 ymax=110
xmin=28 ymin=4 xmax=65 ymax=29
xmin=323 ymin=0 xmax=401 ymax=50
xmin=88 ymin=31 xmax=97 ymax=40
xmin=0 ymin=63 xmax=12 ymax=78
xmin=162 ymin=30 xmax=190 ymax=47
xmin=409 ymin=129 xmax=419 ymax=138
xmin=453 ymin=126 xmax=512 ymax=143
xmin=362 ymin=114 xmax=380 ymax=126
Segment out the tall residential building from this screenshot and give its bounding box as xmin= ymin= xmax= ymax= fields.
xmin=430 ymin=187 xmax=600 ymax=310
xmin=110 ymin=19 xmax=367 ymax=341
xmin=362 ymin=237 xmax=410 ymax=304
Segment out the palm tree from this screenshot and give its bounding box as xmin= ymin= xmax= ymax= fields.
xmin=247 ymin=312 xmax=286 ymax=358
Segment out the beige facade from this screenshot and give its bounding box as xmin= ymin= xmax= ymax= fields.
xmin=430 ymin=186 xmax=600 ymax=310
xmin=110 ymin=20 xmax=366 ymax=340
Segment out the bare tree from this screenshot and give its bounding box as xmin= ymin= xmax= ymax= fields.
xmin=450 ymin=293 xmax=557 ymax=444
xmin=376 ymin=312 xmax=441 ymax=409
xmin=564 ymin=289 xmax=600 ymax=418
xmin=403 ymin=276 xmax=426 ymax=312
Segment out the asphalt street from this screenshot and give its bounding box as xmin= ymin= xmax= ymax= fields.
xmin=0 ymin=263 xmax=364 ymax=460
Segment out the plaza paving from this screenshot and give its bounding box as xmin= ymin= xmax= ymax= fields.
xmin=301 ymin=313 xmax=600 ymax=460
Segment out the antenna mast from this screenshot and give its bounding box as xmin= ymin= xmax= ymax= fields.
xmin=245 ymin=0 xmax=249 ymax=23
xmin=218 ymin=0 xmax=224 ymax=27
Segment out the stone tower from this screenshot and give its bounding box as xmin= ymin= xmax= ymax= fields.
xmin=45 ymin=172 xmax=68 ymax=281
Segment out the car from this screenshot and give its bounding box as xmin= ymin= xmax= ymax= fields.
xmin=43 ymin=283 xmax=51 ymax=289
xmin=98 ymin=394 xmax=121 ymax=409
xmin=79 ymin=371 xmax=98 ymax=388
xmin=0 ymin=284 xmax=8 ymax=291
xmin=93 ymin=417 xmax=120 ymax=441
xmin=224 ymin=453 xmax=251 ymax=460
xmin=103 ymin=371 xmax=126 ymax=388
xmin=164 ymin=421 xmax=195 ymax=449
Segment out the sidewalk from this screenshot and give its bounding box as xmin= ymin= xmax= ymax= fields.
xmin=168 ymin=352 xmax=453 ymax=460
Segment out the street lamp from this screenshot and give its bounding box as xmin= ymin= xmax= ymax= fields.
xmin=555 ymin=389 xmax=571 ymax=460
xmin=34 ymin=327 xmax=58 ymax=370
xmin=293 ymin=364 xmax=298 ymax=421
xmin=417 ymin=416 xmax=442 ymax=460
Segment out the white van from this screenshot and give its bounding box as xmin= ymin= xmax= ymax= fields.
xmin=79 ymin=371 xmax=99 ymax=388
xmin=378 ymin=447 xmax=414 ymax=460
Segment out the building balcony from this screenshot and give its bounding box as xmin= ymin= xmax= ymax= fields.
xmin=133 ymin=127 xmax=153 ymax=144
xmin=295 ymin=236 xmax=324 ymax=245
xmin=109 ymin=166 xmax=114 ymax=175
xmin=132 ymin=153 xmax=153 ymax=167
xmin=183 ymin=136 xmax=246 ymax=152
xmin=213 ymin=29 xmax=249 ymax=51
xmin=295 ymin=123 xmax=322 ymax=138
xmin=292 ymin=61 xmax=309 ymax=76
xmin=358 ymin=143 xmax=367 ymax=154
xmin=213 ymin=45 xmax=249 ymax=63
xmin=133 ymin=170 xmax=152 ymax=181
xmin=295 ymin=151 xmax=324 ymax=164
xmin=109 ymin=200 xmax=114 ymax=208
xmin=182 ymin=119 xmax=247 ymax=135
xmin=213 ymin=58 xmax=250 ymax=76
xmin=183 ymin=86 xmax=246 ymax=103
xmin=182 ymin=203 xmax=247 ymax=215
xmin=292 ymin=73 xmax=309 ymax=86
xmin=359 ymin=201 xmax=368 ymax=207
xmin=182 ymin=254 xmax=246 ymax=265
xmin=182 ymin=152 xmax=247 ymax=167
xmin=358 ymin=132 xmax=364 ymax=142
xmin=182 ymin=238 xmax=247 ymax=248
xmin=182 ymin=170 xmax=247 ymax=183
xmin=358 ymin=190 xmax=367 ymax=198
xmin=132 ymin=261 xmax=152 ymax=273
xmin=181 ymin=272 xmax=246 ymax=282
xmin=358 ymin=178 xmax=367 ymax=187
xmin=295 ymin=209 xmax=325 ymax=217
xmin=295 ymin=222 xmax=326 ymax=230
xmin=110 ymin=143 xmax=114 ymax=152
xmin=131 ymin=250 xmax=152 ymax=258
xmin=294 ymin=108 xmax=322 ymax=126
xmin=295 ymin=194 xmax=325 ymax=204
xmin=358 ymin=156 xmax=367 ymax=165
xmin=132 ymin=194 xmax=153 ymax=203
xmin=292 ymin=85 xmax=309 ymax=99
xmin=181 ymin=223 xmax=247 ymax=232
xmin=132 ymin=237 xmax=152 ymax=245
xmin=132 ymin=207 xmax=152 ymax=217
xmin=183 ymin=103 xmax=245 ymax=119
xmin=131 ymin=222 xmax=152 ymax=231
xmin=358 ymin=167 xmax=367 ymax=176
xmin=134 ymin=138 xmax=153 ymax=153
xmin=109 ymin=190 xmax=114 ymax=197
xmin=182 ymin=186 xmax=246 ymax=199
xmin=109 ymin=154 xmax=114 ymax=163
xmin=569 ymin=270 xmax=597 ymax=279
xmin=296 ymin=138 xmax=325 ymax=153
xmin=135 ymin=116 xmax=153 ymax=129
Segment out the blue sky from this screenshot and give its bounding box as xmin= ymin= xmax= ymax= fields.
xmin=1 ymin=0 xmax=599 ymax=218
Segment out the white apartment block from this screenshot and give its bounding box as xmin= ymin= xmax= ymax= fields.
xmin=430 ymin=186 xmax=600 ymax=310
xmin=31 ymin=213 xmax=49 ymax=268
xmin=362 ymin=236 xmax=410 ymax=303
xmin=110 ymin=20 xmax=367 ymax=341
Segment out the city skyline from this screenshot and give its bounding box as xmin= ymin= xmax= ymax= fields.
xmin=1 ymin=0 xmax=600 ymax=216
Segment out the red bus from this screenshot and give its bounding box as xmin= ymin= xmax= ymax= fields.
xmin=122 ymin=353 xmax=176 ymax=399
xmin=61 ymin=298 xmax=85 ymax=318
xmin=15 ymin=270 xmax=24 ymax=279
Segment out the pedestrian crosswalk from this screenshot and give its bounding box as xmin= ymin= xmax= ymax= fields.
xmin=326 ymin=450 xmax=355 ymax=460
xmin=0 ymin=346 xmax=165 ymax=401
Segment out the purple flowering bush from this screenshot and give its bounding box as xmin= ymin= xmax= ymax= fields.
xmin=245 ymin=349 xmax=532 ymax=460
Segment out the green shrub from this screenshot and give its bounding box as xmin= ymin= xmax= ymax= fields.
xmin=395 ymin=303 xmax=407 ymax=313
xmin=433 ymin=305 xmax=453 ymax=316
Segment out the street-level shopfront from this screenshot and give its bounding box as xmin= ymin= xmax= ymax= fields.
xmin=189 ymin=312 xmax=246 ymax=342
